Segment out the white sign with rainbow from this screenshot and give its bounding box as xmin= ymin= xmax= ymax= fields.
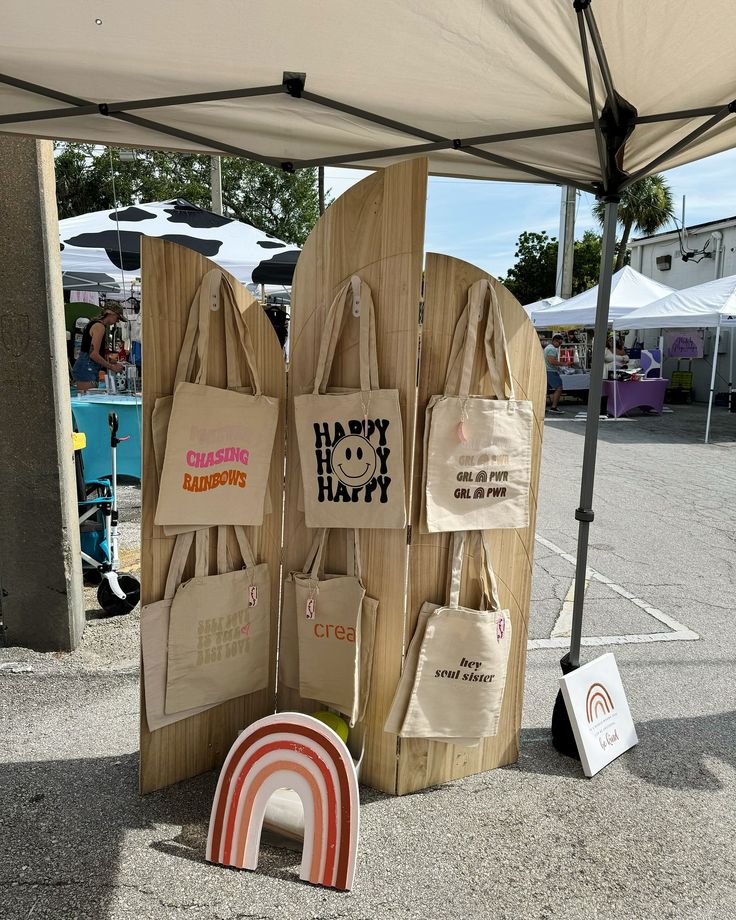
xmin=559 ymin=653 xmax=638 ymax=777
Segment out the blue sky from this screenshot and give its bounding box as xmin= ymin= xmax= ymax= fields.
xmin=325 ymin=148 xmax=736 ymax=281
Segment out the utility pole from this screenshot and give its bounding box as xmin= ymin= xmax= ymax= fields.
xmin=318 ymin=166 xmax=325 ymax=215
xmin=210 ymin=155 xmax=223 ymax=215
xmin=555 ymin=185 xmax=576 ymax=298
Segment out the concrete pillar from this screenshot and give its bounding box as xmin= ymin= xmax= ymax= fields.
xmin=0 ymin=136 xmax=85 ymax=651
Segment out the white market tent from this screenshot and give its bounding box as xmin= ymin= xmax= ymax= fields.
xmin=613 ymin=274 xmax=736 ymax=442
xmin=523 ymin=295 xmax=564 ymax=317
xmin=532 ymin=266 xmax=674 ymax=327
xmin=3 ymin=0 xmax=736 ymax=697
xmin=59 ymin=199 xmax=300 ymax=288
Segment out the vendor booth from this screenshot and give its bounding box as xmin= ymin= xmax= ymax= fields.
xmin=60 ymin=198 xmax=300 ymax=288
xmin=533 ymin=267 xmax=675 ymax=414
xmin=4 ymin=0 xmax=736 ymax=882
xmin=614 ymin=274 xmax=736 ymax=442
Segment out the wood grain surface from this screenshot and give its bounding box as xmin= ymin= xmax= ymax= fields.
xmin=279 ymin=159 xmax=428 ymax=793
xmin=139 ymin=238 xmax=285 ymax=794
xmin=397 ymin=253 xmax=546 ymax=794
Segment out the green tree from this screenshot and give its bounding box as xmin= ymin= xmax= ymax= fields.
xmin=501 ymin=229 xmax=604 ymax=304
xmin=54 ymin=144 xmax=322 ymax=245
xmin=593 ymin=174 xmax=674 ymax=270
xmin=500 ymin=231 xmax=558 ymax=306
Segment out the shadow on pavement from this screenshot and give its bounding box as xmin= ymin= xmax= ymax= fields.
xmin=514 ymin=711 xmax=736 ymax=789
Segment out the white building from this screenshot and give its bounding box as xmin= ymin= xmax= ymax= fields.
xmin=628 ymin=217 xmax=736 ymax=401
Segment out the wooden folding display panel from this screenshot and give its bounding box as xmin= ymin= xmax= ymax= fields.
xmin=140 ymin=159 xmax=544 ymax=796
xmin=279 ymin=158 xmax=427 ymax=792
xmin=139 ymin=237 xmax=286 ymax=794
xmin=280 ymin=160 xmax=545 ymax=794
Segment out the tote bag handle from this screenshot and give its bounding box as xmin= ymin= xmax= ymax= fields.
xmin=162 ymin=525 xmax=251 ymax=600
xmin=444 ymin=279 xmax=515 ymax=400
xmin=447 ymin=530 xmax=501 ymax=612
xmin=312 ymin=276 xmax=380 ymax=396
xmin=304 ymin=528 xmax=363 ymax=580
xmin=172 ymin=269 xmax=263 ymax=395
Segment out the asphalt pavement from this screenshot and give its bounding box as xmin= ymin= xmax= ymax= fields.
xmin=1 ymin=403 xmax=735 ymax=920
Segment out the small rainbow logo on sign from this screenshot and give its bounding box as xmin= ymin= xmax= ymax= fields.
xmin=585 ymin=682 xmax=614 ymax=723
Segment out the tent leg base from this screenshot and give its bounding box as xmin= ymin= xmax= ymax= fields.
xmin=551 ymin=653 xmax=581 ymax=760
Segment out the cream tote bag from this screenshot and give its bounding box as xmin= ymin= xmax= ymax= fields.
xmin=164 ymin=526 xmax=271 ymax=714
xmin=155 ymin=268 xmax=279 ymax=528
xmin=293 ymin=529 xmax=378 ymax=725
xmin=140 ymin=529 xmax=219 ymax=731
xmin=294 ymin=276 xmax=406 ymax=529
xmin=384 ymin=531 xmax=512 ymax=741
xmin=280 ymin=532 xmax=378 ymax=725
xmin=423 ymin=279 xmax=533 ymax=532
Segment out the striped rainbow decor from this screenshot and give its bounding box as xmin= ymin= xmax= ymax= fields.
xmin=206 ymin=712 xmax=360 ymax=890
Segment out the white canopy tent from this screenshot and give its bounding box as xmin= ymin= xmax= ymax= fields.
xmin=59 ymin=199 xmax=300 ymax=289
xmin=614 ymin=274 xmax=736 ymax=442
xmin=3 ymin=0 xmax=736 ymax=727
xmin=523 ymin=295 xmax=565 ymax=317
xmin=532 ymin=266 xmax=674 ymax=327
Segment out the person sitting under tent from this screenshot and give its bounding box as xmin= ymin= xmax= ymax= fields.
xmin=543 ymin=333 xmax=564 ymax=414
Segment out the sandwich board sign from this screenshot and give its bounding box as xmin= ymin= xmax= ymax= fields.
xmin=559 ymin=653 xmax=638 ymax=777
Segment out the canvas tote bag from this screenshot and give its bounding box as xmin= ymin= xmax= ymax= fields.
xmin=279 ymin=532 xmax=378 ymax=725
xmin=423 ymin=279 xmax=533 ymax=532
xmin=140 ymin=527 xmax=227 ymax=731
xmin=155 ymin=268 xmax=279 ymax=528
xmin=384 ymin=530 xmax=512 ymax=741
xmin=164 ymin=526 xmax=271 ymax=714
xmin=293 ymin=529 xmax=378 ymax=725
xmin=294 ymin=276 xmax=406 ymax=529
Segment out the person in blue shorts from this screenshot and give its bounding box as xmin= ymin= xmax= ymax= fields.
xmin=543 ymin=332 xmax=564 ymax=413
xmin=72 ymin=303 xmax=125 ymax=392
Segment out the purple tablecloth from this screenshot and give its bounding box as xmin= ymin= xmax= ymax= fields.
xmin=601 ymin=378 xmax=669 ymax=418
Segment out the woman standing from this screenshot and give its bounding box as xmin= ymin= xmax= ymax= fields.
xmin=72 ymin=303 xmax=125 ymax=392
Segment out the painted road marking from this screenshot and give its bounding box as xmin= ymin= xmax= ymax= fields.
xmin=550 ymin=576 xmax=589 ymax=639
xmin=529 ymin=535 xmax=699 ymax=650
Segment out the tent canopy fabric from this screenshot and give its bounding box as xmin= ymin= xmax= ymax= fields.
xmin=59 ymin=199 xmax=300 ymax=287
xmin=613 ymin=274 xmax=736 ymax=330
xmin=522 ymin=295 xmax=565 ymax=317
xmin=2 ymin=2 xmax=736 ymax=191
xmin=532 ymin=266 xmax=674 ymax=327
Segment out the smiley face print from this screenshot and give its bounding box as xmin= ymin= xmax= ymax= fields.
xmin=331 ymin=434 xmax=377 ymax=488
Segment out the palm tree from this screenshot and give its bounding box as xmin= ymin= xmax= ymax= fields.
xmin=594 ymin=174 xmax=675 ymax=270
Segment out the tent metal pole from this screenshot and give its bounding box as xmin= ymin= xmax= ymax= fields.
xmin=575 ymin=10 xmax=608 ymax=185
xmin=582 ymin=6 xmax=621 ymax=122
xmin=0 ymin=85 xmax=286 ymax=125
xmin=705 ymin=321 xmax=721 ymax=444
xmin=729 ymin=327 xmax=734 ymax=406
xmin=568 ymin=200 xmax=618 ymax=667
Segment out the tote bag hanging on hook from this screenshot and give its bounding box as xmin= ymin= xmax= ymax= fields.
xmin=293 ymin=529 xmax=378 ymax=726
xmin=384 ymin=530 xmax=512 ymax=741
xmin=294 ymin=276 xmax=406 ymax=529
xmin=140 ymin=528 xmax=219 ymax=731
xmin=423 ymin=279 xmax=533 ymax=532
xmin=164 ymin=526 xmax=271 ymax=714
xmin=155 ymin=268 xmax=279 ymax=528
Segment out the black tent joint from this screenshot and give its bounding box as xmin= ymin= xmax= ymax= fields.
xmin=281 ymin=161 xmax=296 ymax=173
xmin=283 ymin=72 xmax=306 ymax=98
xmin=574 ymin=508 xmax=594 ymax=523
xmin=98 ymin=103 xmax=109 ymax=116
xmin=452 ymin=139 xmax=462 ymax=149
xmin=572 ymin=0 xmax=592 ymax=11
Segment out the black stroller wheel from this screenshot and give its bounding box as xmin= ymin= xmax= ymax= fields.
xmin=97 ymin=574 xmax=141 ymax=617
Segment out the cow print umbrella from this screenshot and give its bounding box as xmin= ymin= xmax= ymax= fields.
xmin=59 ymin=198 xmax=300 ymax=287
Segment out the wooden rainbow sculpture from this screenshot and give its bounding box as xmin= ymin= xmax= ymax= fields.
xmin=206 ymin=712 xmax=360 ymax=890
